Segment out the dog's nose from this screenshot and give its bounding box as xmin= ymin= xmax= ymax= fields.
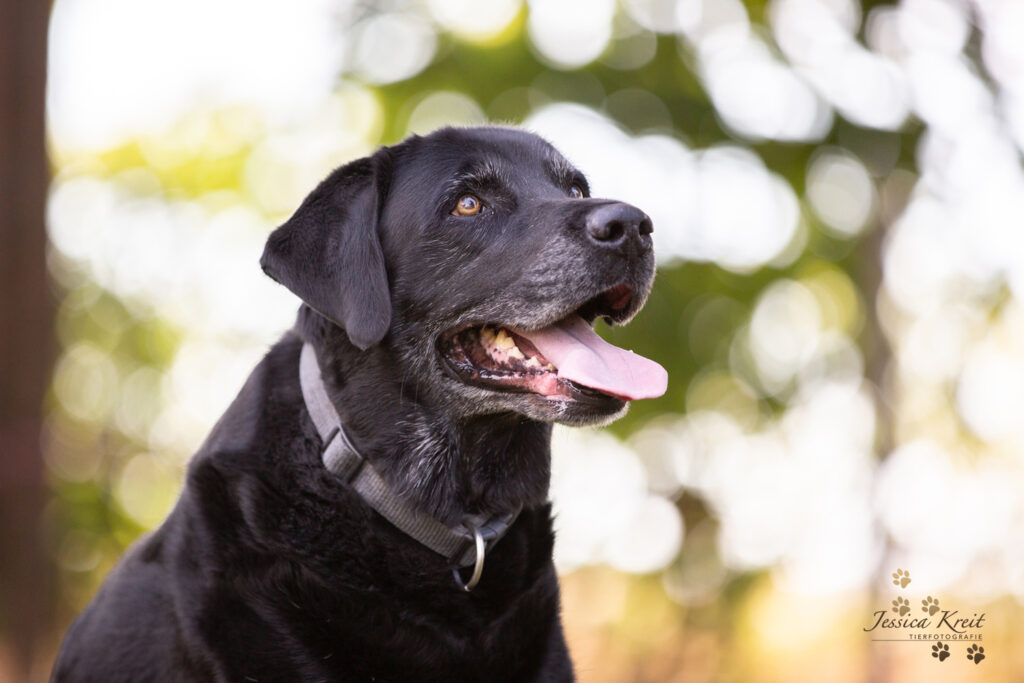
xmin=585 ymin=203 xmax=653 ymax=252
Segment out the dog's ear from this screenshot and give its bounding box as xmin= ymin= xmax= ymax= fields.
xmin=261 ymin=151 xmax=392 ymax=350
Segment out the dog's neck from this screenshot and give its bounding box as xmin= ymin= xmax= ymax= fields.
xmin=298 ymin=308 xmax=552 ymax=525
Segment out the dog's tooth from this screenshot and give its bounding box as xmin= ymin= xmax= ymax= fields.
xmin=543 ymin=363 xmax=556 ymax=371
xmin=494 ymin=329 xmax=515 ymax=350
xmin=507 ymin=345 xmax=525 ymax=360
xmin=524 ymin=356 xmax=541 ymax=368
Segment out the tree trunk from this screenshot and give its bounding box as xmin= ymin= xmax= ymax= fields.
xmin=0 ymin=0 xmax=55 ymax=679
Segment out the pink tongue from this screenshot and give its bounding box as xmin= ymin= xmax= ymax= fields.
xmin=512 ymin=315 xmax=668 ymax=401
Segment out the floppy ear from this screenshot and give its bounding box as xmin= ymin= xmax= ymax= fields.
xmin=260 ymin=152 xmax=392 ymax=350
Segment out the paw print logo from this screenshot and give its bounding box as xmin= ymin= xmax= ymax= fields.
xmin=892 ymin=596 xmax=911 ymax=616
xmin=966 ymin=644 xmax=985 ymax=664
xmin=932 ymin=643 xmax=950 ymax=662
xmin=892 ymin=568 xmax=911 ymax=588
xmin=921 ymin=596 xmax=940 ymax=615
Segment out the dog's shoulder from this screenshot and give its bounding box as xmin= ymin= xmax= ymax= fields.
xmin=52 ymin=336 xmax=310 ymax=681
xmin=50 ymin=526 xmax=205 ymax=682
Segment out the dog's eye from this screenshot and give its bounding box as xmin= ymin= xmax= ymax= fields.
xmin=453 ymin=194 xmax=482 ymax=216
xmin=569 ymin=185 xmax=584 ymax=199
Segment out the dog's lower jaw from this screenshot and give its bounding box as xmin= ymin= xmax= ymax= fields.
xmin=551 ymin=403 xmax=628 ymax=427
xmin=514 ymin=392 xmax=629 ymax=426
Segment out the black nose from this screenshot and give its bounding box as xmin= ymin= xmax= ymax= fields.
xmin=585 ymin=203 xmax=653 ymax=252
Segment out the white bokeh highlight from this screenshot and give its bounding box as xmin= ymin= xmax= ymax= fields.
xmin=525 ymin=104 xmax=800 ymax=272
xmin=527 ymin=0 xmax=616 ymax=68
xmin=48 ymin=0 xmax=345 ymax=151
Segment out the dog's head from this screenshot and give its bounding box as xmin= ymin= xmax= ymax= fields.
xmin=261 ymin=126 xmax=666 ymax=427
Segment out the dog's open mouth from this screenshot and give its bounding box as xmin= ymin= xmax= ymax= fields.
xmin=439 ymin=286 xmax=667 ymax=402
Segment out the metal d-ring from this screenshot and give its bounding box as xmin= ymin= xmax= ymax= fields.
xmin=452 ymin=524 xmax=486 ymax=592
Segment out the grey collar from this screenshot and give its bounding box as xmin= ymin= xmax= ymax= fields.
xmin=298 ymin=343 xmax=520 ymax=591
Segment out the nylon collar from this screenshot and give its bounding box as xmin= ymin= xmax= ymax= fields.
xmin=298 ymin=343 xmax=520 ymax=590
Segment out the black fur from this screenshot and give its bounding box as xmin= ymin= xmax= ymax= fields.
xmin=52 ymin=126 xmax=656 ymax=682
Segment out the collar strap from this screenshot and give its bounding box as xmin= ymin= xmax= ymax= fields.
xmin=298 ymin=344 xmax=520 ymax=587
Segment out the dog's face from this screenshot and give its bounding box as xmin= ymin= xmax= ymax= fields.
xmin=262 ymin=127 xmax=666 ymax=427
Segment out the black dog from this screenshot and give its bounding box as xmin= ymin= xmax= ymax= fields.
xmin=52 ymin=126 xmax=667 ymax=682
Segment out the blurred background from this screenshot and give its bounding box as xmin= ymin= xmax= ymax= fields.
xmin=2 ymin=0 xmax=1024 ymax=680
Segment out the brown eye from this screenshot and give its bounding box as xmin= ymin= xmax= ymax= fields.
xmin=569 ymin=185 xmax=584 ymax=199
xmin=453 ymin=194 xmax=482 ymax=216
